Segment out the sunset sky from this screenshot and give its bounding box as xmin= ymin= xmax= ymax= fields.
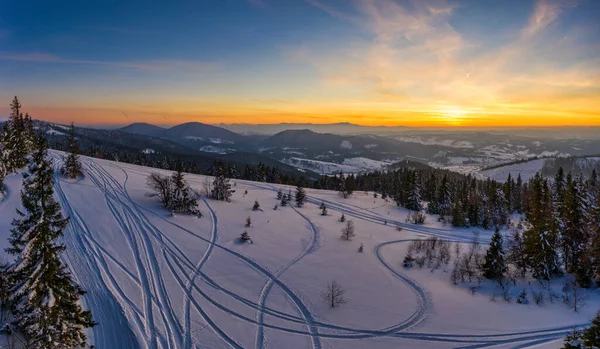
xmin=1 ymin=0 xmax=599 ymax=127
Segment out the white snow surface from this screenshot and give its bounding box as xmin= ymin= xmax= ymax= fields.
xmin=46 ymin=129 xmax=66 ymax=136
xmin=480 ymin=159 xmax=547 ymax=182
xmin=0 ymin=151 xmax=597 ymax=348
xmin=282 ymin=157 xmax=391 ymax=174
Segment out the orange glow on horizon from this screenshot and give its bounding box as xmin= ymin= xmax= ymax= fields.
xmin=22 ymin=103 xmax=600 ymax=128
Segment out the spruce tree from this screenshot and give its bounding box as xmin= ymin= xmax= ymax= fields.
xmin=434 ymin=174 xmax=452 ymax=218
xmin=6 ymin=96 xmax=30 ymax=170
xmin=514 ymin=174 xmax=523 ymax=213
xmin=483 ymin=228 xmax=507 ymax=280
xmin=0 ymin=123 xmax=9 ymax=194
xmin=211 ymin=165 xmax=233 ymax=202
xmin=170 ymin=162 xmax=198 ymax=214
xmin=62 ymin=122 xmax=82 ymax=179
xmin=6 ymin=134 xmax=95 ymax=348
xmin=451 ymin=199 xmax=468 ymax=227
xmin=561 ymin=311 xmax=600 ymax=348
xmin=506 ymin=228 xmax=527 ymax=277
xmin=405 ymin=171 xmax=423 ymax=212
xmin=562 ymin=175 xmax=588 ymax=277
xmin=523 ymin=175 xmax=561 ymax=283
xmin=588 ymin=177 xmax=600 ymax=285
xmin=295 ymin=186 xmax=306 ymax=207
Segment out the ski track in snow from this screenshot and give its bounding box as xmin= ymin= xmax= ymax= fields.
xmin=36 ymin=155 xmax=588 ymax=348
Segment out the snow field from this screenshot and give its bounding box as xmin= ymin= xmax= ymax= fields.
xmin=0 ymin=151 xmax=597 ymax=348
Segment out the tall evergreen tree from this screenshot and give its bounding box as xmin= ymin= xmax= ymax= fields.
xmin=523 ymin=175 xmax=561 ymax=283
xmin=561 ymin=174 xmax=589 ymax=283
xmin=513 ymin=174 xmax=523 ymax=213
xmin=6 ymin=134 xmax=95 ymax=348
xmin=506 ymin=228 xmax=527 ymax=277
xmin=6 ymin=96 xmax=30 ymax=170
xmin=62 ymin=123 xmax=83 ymax=179
xmin=0 ymin=123 xmax=9 ymax=194
xmin=211 ymin=165 xmax=233 ymax=202
xmin=435 ymin=174 xmax=452 ymax=218
xmin=483 ymin=228 xmax=507 ymax=280
xmin=295 ymin=186 xmax=306 ymax=207
xmin=405 ymin=171 xmax=423 ymax=212
xmin=170 ymin=162 xmax=199 ymax=214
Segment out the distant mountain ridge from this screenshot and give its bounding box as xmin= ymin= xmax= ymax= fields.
xmin=119 ymin=122 xmax=166 ymax=137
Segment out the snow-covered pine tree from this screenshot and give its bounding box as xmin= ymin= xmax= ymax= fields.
xmin=22 ymin=113 xmax=35 ymax=153
xmin=561 ymin=174 xmax=590 ymax=284
xmin=211 ymin=165 xmax=233 ymax=202
xmin=6 ymin=97 xmax=30 ymax=170
xmin=277 ymin=189 xmax=283 ymax=200
xmin=451 ymin=198 xmax=468 ymax=227
xmin=523 ymin=175 xmax=561 ymax=285
xmin=61 ymin=122 xmax=83 ymax=179
xmin=589 ymin=177 xmax=600 ymax=286
xmin=513 ymin=174 xmax=523 ymax=213
xmin=483 ymin=228 xmax=507 ymax=280
xmin=506 ymin=228 xmax=527 ymax=278
xmin=170 ymin=162 xmax=199 ymax=215
xmin=295 ymin=186 xmax=306 ymax=207
xmin=0 ymin=263 xmax=10 ymax=323
xmin=240 ymin=231 xmax=251 ymax=242
xmin=405 ymin=171 xmax=423 ymax=212
xmin=252 ymin=200 xmax=260 ymax=211
xmin=246 ymin=216 xmax=251 ymax=227
xmin=6 ymin=134 xmax=95 ymax=348
xmin=561 ymin=311 xmax=600 ymax=348
xmin=0 ymin=123 xmax=9 ymax=195
xmin=435 ymin=174 xmax=452 ymax=218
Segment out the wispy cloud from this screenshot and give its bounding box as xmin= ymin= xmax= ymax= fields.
xmin=522 ymin=0 xmax=579 ymax=38
xmin=296 ymin=0 xmax=597 ymax=125
xmin=0 ymin=52 xmax=216 ymax=73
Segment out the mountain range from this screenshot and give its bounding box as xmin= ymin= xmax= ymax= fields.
xmin=36 ymin=120 xmax=600 ymax=177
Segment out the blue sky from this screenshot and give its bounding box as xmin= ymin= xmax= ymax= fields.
xmin=1 ymin=0 xmax=599 ymax=126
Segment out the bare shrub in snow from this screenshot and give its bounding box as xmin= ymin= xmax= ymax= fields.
xmin=201 ymin=177 xmax=213 ymax=197
xmin=146 ymin=173 xmax=173 ymax=208
xmin=341 ymin=220 xmax=356 ymax=241
xmin=406 ymin=211 xmax=426 ymax=224
xmin=563 ymin=278 xmax=587 ymax=312
xmin=532 ymin=290 xmax=545 ymax=305
xmin=322 ymin=281 xmax=347 ymax=308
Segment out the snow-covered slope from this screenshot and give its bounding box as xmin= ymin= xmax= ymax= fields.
xmin=282 ymin=157 xmax=391 ymax=174
xmin=0 ymin=153 xmax=597 ymax=348
xmin=479 ymin=159 xmax=546 ymax=182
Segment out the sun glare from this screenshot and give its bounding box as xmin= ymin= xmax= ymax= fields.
xmin=434 ymin=107 xmax=469 ymax=126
